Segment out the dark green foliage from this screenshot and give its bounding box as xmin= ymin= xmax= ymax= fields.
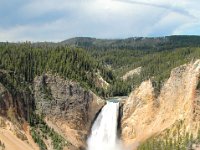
xmin=0 ymin=70 xmax=28 ymax=96
xmin=61 ymin=36 xmax=200 ymax=51
xmin=1 ymin=36 xmax=200 ymax=97
xmin=63 ymin=36 xmax=200 ymax=96
xmin=137 ymin=121 xmax=200 ymax=150
xmin=0 ymin=71 xmax=34 ymax=122
xmin=0 ymin=43 xmax=114 ymax=96
xmin=91 ymin=47 xmax=200 ymax=96
xmin=31 ymin=128 xmax=47 ymax=150
xmin=106 ymin=79 xmax=131 ymax=97
xmin=30 ymin=113 xmax=68 ymax=150
xmin=1 ymin=36 xmax=200 ymax=150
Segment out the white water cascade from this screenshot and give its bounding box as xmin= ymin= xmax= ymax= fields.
xmin=87 ymin=101 xmax=121 ymax=150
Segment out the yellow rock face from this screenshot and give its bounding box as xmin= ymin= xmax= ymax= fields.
xmin=121 ymin=60 xmax=200 ymax=148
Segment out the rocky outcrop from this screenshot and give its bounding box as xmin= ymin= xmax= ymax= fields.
xmin=0 ymin=83 xmax=15 ymax=118
xmin=121 ymin=80 xmax=156 ymax=145
xmin=34 ymin=74 xmax=105 ymax=149
xmin=94 ymin=72 xmax=109 ymax=89
xmin=122 ymin=67 xmax=142 ymax=81
xmin=121 ymin=60 xmax=200 ymax=147
xmin=0 ymin=82 xmax=33 ymax=123
xmin=0 ymin=82 xmax=36 ymax=150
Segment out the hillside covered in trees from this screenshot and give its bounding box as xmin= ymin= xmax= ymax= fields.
xmin=61 ymin=36 xmax=200 ymax=96
xmin=0 ymin=43 xmax=114 ymax=96
xmin=1 ymin=35 xmax=200 ymax=150
xmin=61 ymin=35 xmax=200 ymax=51
xmin=1 ymin=36 xmax=200 ymax=97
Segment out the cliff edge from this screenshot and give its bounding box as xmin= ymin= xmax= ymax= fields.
xmin=121 ymin=60 xmax=200 ymax=148
xmin=34 ymin=74 xmax=105 ymax=149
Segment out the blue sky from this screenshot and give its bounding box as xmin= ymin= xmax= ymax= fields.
xmin=0 ymin=0 xmax=200 ymax=42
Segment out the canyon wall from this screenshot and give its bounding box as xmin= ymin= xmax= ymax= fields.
xmin=34 ymin=74 xmax=105 ymax=149
xmin=0 ymin=75 xmax=36 ymax=150
xmin=121 ymin=60 xmax=200 ymax=147
xmin=0 ymin=73 xmax=34 ymax=122
xmin=0 ymin=71 xmax=105 ymax=150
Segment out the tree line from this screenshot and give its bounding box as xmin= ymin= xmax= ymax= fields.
xmin=0 ymin=42 xmax=114 ymax=96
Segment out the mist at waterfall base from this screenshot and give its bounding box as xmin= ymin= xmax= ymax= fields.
xmin=87 ymin=101 xmax=126 ymax=150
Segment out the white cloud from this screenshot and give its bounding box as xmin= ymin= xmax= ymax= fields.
xmin=0 ymin=19 xmax=82 ymax=42
xmin=0 ymin=0 xmax=200 ymax=41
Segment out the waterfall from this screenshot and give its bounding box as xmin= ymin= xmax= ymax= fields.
xmin=87 ymin=101 xmax=121 ymax=150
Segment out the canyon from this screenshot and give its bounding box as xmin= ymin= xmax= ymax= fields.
xmin=121 ymin=59 xmax=200 ymax=149
xmin=0 ymin=60 xmax=200 ymax=150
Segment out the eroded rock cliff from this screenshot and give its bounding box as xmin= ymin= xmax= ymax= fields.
xmin=0 ymin=78 xmax=37 ymax=150
xmin=34 ymin=74 xmax=105 ymax=149
xmin=121 ymin=60 xmax=200 ymax=147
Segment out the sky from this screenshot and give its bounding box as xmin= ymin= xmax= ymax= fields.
xmin=0 ymin=0 xmax=200 ymax=42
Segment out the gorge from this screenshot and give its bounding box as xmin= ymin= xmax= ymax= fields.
xmin=89 ymin=59 xmax=200 ymax=150
xmin=1 ymin=37 xmax=200 ymax=150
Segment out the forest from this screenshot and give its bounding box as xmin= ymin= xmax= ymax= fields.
xmin=1 ymin=36 xmax=200 ymax=97
xmin=60 ymin=36 xmax=200 ymax=96
xmin=1 ymin=36 xmax=200 ymax=150
xmin=0 ymin=43 xmax=114 ymax=96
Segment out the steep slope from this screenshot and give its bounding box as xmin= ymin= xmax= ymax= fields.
xmin=121 ymin=60 xmax=200 ymax=148
xmin=0 ymin=43 xmax=113 ymax=96
xmin=0 ymin=42 xmax=108 ymax=149
xmin=0 ymin=71 xmax=105 ymax=150
xmin=0 ymin=81 xmax=36 ymax=150
xmin=65 ymin=37 xmax=200 ymax=97
xmin=34 ymin=74 xmax=105 ymax=149
xmin=0 ymin=118 xmax=38 ymax=150
xmin=1 ymin=39 xmax=200 ymax=149
xmin=0 ymin=70 xmax=34 ymax=121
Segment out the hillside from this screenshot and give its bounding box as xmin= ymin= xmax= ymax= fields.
xmin=1 ymin=36 xmax=200 ymax=150
xmin=0 ymin=43 xmax=110 ymax=150
xmin=60 ymin=36 xmax=200 ymax=96
xmin=121 ymin=60 xmax=200 ymax=150
xmin=1 ymin=36 xmax=200 ymax=97
xmin=61 ymin=35 xmax=200 ymax=51
xmin=0 ymin=43 xmax=114 ymax=96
